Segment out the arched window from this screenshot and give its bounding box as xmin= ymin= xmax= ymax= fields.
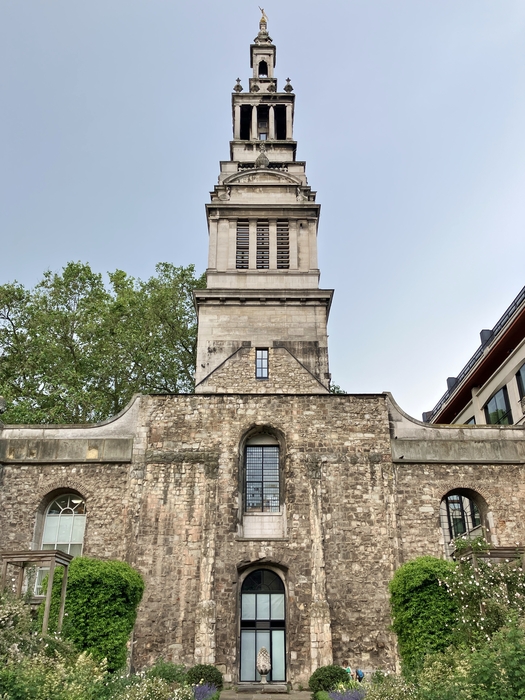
xmin=258 ymin=60 xmax=268 ymax=77
xmin=440 ymin=489 xmax=486 ymax=557
xmin=41 ymin=494 xmax=87 ymax=555
xmin=240 ymin=569 xmax=285 ymax=683
xmin=35 ymin=493 xmax=86 ymax=594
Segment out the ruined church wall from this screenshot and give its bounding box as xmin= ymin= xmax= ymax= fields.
xmin=128 ymin=393 xmax=398 ymax=683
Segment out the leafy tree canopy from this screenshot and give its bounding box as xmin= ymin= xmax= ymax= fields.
xmin=0 ymin=262 xmax=205 ymax=424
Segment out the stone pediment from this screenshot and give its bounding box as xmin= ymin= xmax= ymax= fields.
xmin=223 ymin=169 xmax=302 ymax=186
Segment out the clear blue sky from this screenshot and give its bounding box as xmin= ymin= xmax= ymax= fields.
xmin=2 ymin=1 xmax=525 ymax=419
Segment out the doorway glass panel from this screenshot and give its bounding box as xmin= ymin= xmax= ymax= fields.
xmin=240 ymin=570 xmax=286 ymax=683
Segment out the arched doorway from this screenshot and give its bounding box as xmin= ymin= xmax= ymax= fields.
xmin=240 ymin=569 xmax=286 ymax=682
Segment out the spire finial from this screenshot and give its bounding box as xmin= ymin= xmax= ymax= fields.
xmin=258 ymin=6 xmax=268 ymax=31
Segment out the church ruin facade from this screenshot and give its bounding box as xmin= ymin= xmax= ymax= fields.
xmin=2 ymin=15 xmax=525 ymax=686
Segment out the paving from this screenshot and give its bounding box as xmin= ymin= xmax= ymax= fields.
xmin=221 ymin=690 xmax=311 ymax=700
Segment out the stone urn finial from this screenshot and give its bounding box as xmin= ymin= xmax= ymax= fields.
xmin=257 ymin=646 xmax=271 ymax=684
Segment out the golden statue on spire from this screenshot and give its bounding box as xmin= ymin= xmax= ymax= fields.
xmin=258 ymin=6 xmax=268 ymax=28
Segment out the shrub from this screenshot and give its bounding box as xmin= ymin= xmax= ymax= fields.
xmin=146 ymin=659 xmax=186 ymax=685
xmin=443 ymin=556 xmax=525 ymax=647
xmin=389 ymin=556 xmax=457 ymax=676
xmin=0 ymin=589 xmax=36 ymax=663
xmin=42 ymin=557 xmax=145 ymax=672
xmin=0 ymin=649 xmax=107 ymax=700
xmin=418 ymin=620 xmax=525 ymax=700
xmin=186 ymin=664 xmax=223 ymax=691
xmin=193 ymin=681 xmax=219 ymax=700
xmin=365 ymin=672 xmax=420 ymax=700
xmin=112 ymin=676 xmax=172 ymax=700
xmin=309 ymin=665 xmax=349 ymax=693
xmin=329 ymin=690 xmax=366 ymax=700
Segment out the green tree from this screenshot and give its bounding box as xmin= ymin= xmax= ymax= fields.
xmin=0 ymin=262 xmax=205 ymax=424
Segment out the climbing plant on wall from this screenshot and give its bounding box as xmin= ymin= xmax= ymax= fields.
xmin=389 ymin=556 xmax=458 ymax=675
xmin=43 ymin=557 xmax=145 ymax=672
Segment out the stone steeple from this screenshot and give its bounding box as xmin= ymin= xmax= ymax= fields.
xmin=194 ymin=14 xmax=333 ymax=394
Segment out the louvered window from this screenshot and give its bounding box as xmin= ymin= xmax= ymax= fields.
xmin=236 ymin=220 xmax=250 ymax=269
xmin=276 ymin=220 xmax=289 ymax=269
xmin=256 ymin=220 xmax=270 ymax=269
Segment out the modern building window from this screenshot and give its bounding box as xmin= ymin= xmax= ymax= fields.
xmin=465 ymin=416 xmax=476 ymax=425
xmin=245 ymin=445 xmax=279 ymax=513
xmin=236 ymin=220 xmax=250 ymax=269
xmin=256 ymin=220 xmax=270 ymax=269
xmin=255 ymin=349 xmax=269 ymax=379
xmin=484 ymin=386 xmax=513 ymax=425
xmin=240 ymin=569 xmax=286 ymax=682
xmin=516 ymin=362 xmax=525 ymax=400
xmin=276 ymin=220 xmax=289 ymax=269
xmin=440 ymin=492 xmax=482 ymax=546
xmin=35 ymin=493 xmax=86 ymax=593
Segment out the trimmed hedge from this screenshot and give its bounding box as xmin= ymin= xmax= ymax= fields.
xmin=43 ymin=557 xmax=144 ymax=672
xmin=309 ymin=665 xmax=349 ymax=693
xmin=186 ymin=664 xmax=223 ymax=691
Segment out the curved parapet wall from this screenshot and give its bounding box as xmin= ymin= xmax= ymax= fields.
xmin=0 ymin=393 xmax=143 ymax=464
xmin=386 ymin=392 xmax=525 ymax=464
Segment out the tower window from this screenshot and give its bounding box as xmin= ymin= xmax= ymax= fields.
xmin=275 ymin=105 xmax=286 ymax=140
xmin=236 ymin=220 xmax=250 ymax=269
xmin=240 ymin=105 xmax=252 ymax=140
xmin=245 ymin=444 xmax=279 ymax=512
xmin=257 ymin=106 xmax=269 ymax=141
xmin=276 ymin=220 xmax=289 ymax=269
xmin=258 ymin=60 xmax=268 ymax=78
xmin=256 ymin=349 xmax=269 ymax=379
xmin=256 ymin=220 xmax=269 ymax=269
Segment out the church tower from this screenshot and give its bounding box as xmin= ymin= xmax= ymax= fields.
xmin=194 ymin=12 xmax=333 ymax=394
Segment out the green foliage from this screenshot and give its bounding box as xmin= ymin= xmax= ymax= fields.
xmin=308 ymin=665 xmax=349 ymax=693
xmin=314 ymin=691 xmax=331 ymax=700
xmin=443 ymin=556 xmax=525 ymax=646
xmin=42 ymin=557 xmax=145 ymax=672
xmin=364 ymin=672 xmax=420 ymax=700
xmin=0 ymin=649 xmax=107 ymax=700
xmin=417 ymin=621 xmax=525 ymax=700
xmin=329 ymin=384 xmax=347 ymax=395
xmin=0 ymin=589 xmax=36 ymax=663
xmin=146 ymin=659 xmax=186 ymax=684
xmin=110 ymin=676 xmax=173 ymax=700
xmin=0 ymin=261 xmax=205 ymax=424
xmin=389 ymin=556 xmax=458 ymax=675
xmin=185 ymin=664 xmax=223 ymax=691
xmin=452 ymin=535 xmax=489 ymax=554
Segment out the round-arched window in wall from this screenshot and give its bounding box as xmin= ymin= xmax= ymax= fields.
xmin=439 ymin=489 xmax=487 ymax=558
xmin=41 ymin=494 xmax=86 ymax=556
